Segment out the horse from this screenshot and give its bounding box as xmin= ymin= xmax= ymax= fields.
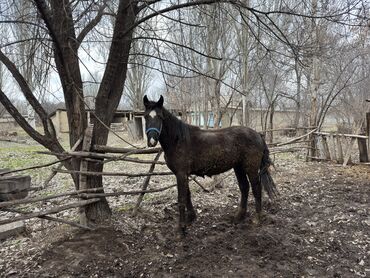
xmin=143 ymin=95 xmax=277 ymax=235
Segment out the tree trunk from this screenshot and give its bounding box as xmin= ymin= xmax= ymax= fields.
xmin=83 ymin=0 xmax=137 ymax=223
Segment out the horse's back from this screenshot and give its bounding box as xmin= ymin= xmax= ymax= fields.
xmin=188 ymin=126 xmax=265 ymax=176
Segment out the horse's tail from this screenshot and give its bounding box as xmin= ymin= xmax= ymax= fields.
xmin=259 ymin=135 xmax=278 ymax=199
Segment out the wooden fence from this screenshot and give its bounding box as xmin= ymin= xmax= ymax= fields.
xmin=0 ymin=126 xmax=368 ymax=232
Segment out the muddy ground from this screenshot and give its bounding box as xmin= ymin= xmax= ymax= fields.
xmin=0 ymin=153 xmax=369 ymax=277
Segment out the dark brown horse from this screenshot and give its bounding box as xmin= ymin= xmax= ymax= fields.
xmin=143 ymin=95 xmax=277 ymax=235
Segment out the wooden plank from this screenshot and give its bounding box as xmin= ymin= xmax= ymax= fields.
xmin=322 ymin=135 xmax=331 ymax=160
xmin=358 ymin=137 xmax=369 ymax=162
xmin=343 ymin=137 xmax=356 ymax=166
xmin=336 ymin=135 xmax=344 ymax=164
xmin=0 ymin=221 xmax=25 ymax=240
xmin=330 ymin=134 xmax=337 ymax=162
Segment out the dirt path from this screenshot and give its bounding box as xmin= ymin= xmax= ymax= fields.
xmin=1 ymin=156 xmax=369 ymax=277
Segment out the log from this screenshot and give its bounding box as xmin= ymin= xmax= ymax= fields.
xmin=54 ymin=168 xmax=173 ymax=177
xmin=0 ymin=198 xmax=100 ymax=225
xmin=93 ymin=145 xmax=162 ymax=154
xmin=133 ymin=151 xmax=163 ymax=215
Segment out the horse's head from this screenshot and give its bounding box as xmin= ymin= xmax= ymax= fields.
xmin=143 ymin=95 xmax=164 ymax=147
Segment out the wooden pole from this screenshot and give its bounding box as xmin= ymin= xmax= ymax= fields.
xmin=79 ymin=184 xmax=176 ymax=199
xmin=79 ymin=127 xmax=93 ymax=226
xmin=133 ymin=150 xmax=163 ymax=215
xmin=54 ymin=168 xmax=173 ymax=177
xmin=93 ymin=145 xmax=161 ymax=154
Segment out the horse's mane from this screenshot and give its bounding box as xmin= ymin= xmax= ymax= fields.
xmin=162 ymin=107 xmax=191 ymax=144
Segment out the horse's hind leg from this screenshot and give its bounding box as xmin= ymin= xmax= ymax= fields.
xmin=249 ymin=172 xmax=262 ymax=220
xmin=233 ymin=165 xmax=250 ymax=222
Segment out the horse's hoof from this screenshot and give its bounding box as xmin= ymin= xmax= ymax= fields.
xmin=252 ymin=212 xmax=266 ymax=225
xmin=186 ymin=211 xmax=197 ymax=224
xmin=177 ymin=224 xmax=187 ymax=237
xmin=233 ymin=209 xmax=246 ymax=224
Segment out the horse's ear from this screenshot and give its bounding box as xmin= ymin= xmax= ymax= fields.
xmin=143 ymin=95 xmax=149 ymax=108
xmin=157 ymin=95 xmax=164 ymax=108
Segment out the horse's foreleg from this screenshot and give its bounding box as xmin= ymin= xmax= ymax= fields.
xmin=176 ymin=174 xmax=188 ymax=236
xmin=185 ymin=184 xmax=196 ymax=224
xmin=234 ymin=166 xmax=250 ymax=222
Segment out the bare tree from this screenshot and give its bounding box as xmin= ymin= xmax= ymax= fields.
xmin=0 ymin=0 xmax=368 ymax=224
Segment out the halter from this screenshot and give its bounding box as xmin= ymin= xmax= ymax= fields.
xmin=145 ymin=123 xmax=162 ymax=137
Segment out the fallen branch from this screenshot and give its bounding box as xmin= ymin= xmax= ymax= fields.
xmin=0 ymin=198 xmax=100 ymax=225
xmin=190 ymin=176 xmax=210 ymax=192
xmin=0 ymin=157 xmax=71 ymax=176
xmin=275 ymin=128 xmax=317 ymax=147
xmin=314 ymin=131 xmax=368 ymax=139
xmin=3 ymin=208 xmax=93 ymax=230
xmin=0 ymin=187 xmax=104 ymax=209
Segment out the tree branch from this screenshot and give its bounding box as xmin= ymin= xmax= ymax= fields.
xmin=0 ymin=49 xmax=56 ymax=139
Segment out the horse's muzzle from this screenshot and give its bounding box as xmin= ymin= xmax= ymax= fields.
xmin=147 ymin=137 xmax=158 ymax=147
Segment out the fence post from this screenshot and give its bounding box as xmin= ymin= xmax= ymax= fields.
xmin=79 ymin=127 xmax=93 ymax=226
xmin=322 ymin=135 xmax=331 ymax=160
xmin=367 ymin=112 xmax=370 ymax=158
xmin=358 ymin=137 xmax=369 ymax=162
xmin=336 ymin=135 xmax=344 ymax=164
xmin=330 ymin=134 xmax=337 ymax=162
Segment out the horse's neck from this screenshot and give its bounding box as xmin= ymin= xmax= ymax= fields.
xmin=159 ymin=110 xmax=186 ymax=153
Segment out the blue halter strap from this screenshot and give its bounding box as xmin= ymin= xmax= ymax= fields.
xmin=145 ymin=125 xmax=162 ymax=136
xmin=146 ymin=127 xmax=160 ymax=134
